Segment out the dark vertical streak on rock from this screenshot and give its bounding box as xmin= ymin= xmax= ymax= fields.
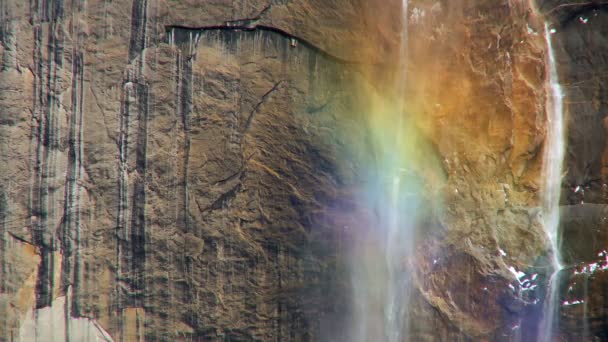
xmin=170 ymin=27 xmax=196 ymax=234
xmin=61 ymin=46 xmax=84 ymax=318
xmin=30 ymin=5 xmax=65 ymax=308
xmin=29 ymin=20 xmax=47 ymax=308
xmin=178 ymin=51 xmax=193 ymax=232
xmin=32 ymin=20 xmax=54 ymax=309
xmin=115 ymin=0 xmax=149 ymax=321
xmin=0 ymin=2 xmax=17 ymax=71
xmin=0 ymin=188 xmax=6 ymax=335
xmin=128 ymin=0 xmax=148 ymax=62
xmin=30 ymin=0 xmax=64 ymax=23
xmin=52 ymin=0 xmax=64 ymax=20
xmin=115 ymin=77 xmax=130 ymax=313
xmin=171 ymin=33 xmax=197 ymax=336
xmin=0 ymin=1 xmax=5 ymax=53
xmin=73 ymin=46 xmax=85 ymax=320
xmin=129 ymin=80 xmax=149 ymax=307
xmin=28 ymin=0 xmax=35 ymax=24
xmin=0 ymin=188 xmax=7 ymax=294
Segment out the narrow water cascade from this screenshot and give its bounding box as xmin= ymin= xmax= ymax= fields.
xmin=350 ymin=1 xmax=419 ymax=340
xmin=541 ymin=22 xmax=565 ymax=273
xmin=384 ymin=1 xmax=410 ymax=340
xmin=538 ymin=22 xmax=566 ymax=342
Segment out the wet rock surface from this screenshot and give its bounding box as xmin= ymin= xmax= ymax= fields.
xmin=0 ymin=0 xmax=606 ymax=341
xmin=541 ymin=1 xmax=608 ymax=340
xmin=0 ymin=0 xmax=376 ymax=339
xmin=404 ymin=1 xmax=551 ymax=339
xmin=559 ymin=267 xmax=608 ymax=341
xmin=560 ymin=204 xmax=608 ymax=265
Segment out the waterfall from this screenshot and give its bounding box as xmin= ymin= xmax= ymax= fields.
xmin=350 ymin=1 xmax=415 ymax=340
xmin=538 ymin=23 xmax=565 ymax=342
xmin=384 ymin=2 xmax=410 ymax=341
xmin=541 ymin=22 xmax=565 ymax=274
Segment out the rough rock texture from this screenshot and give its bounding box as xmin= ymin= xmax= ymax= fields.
xmin=402 ymin=1 xmax=551 ymax=340
xmin=1 ymin=0 xmax=603 ymax=341
xmin=540 ymin=0 xmax=608 ymax=202
xmin=0 ymin=1 xmax=381 ymax=340
xmin=537 ymin=1 xmax=608 ymax=340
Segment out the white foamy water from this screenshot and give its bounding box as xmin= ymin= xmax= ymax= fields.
xmin=538 ymin=23 xmax=566 ymax=342
xmin=541 ymin=23 xmax=565 ymax=272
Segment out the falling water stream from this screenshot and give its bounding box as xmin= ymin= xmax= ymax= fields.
xmin=538 ymin=23 xmax=566 ymax=342
xmin=352 ymin=5 xmax=570 ymax=341
xmin=384 ymin=1 xmax=410 ymax=341
xmin=350 ymin=1 xmax=415 ymax=340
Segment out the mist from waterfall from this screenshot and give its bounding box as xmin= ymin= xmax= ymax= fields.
xmin=384 ymin=1 xmax=410 ymax=340
xmin=538 ymin=23 xmax=566 ymax=342
xmin=349 ymin=1 xmax=417 ymax=341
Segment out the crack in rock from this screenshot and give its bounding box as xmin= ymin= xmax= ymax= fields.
xmin=243 ymin=80 xmax=285 ymax=132
xmin=165 ymin=24 xmax=373 ymax=66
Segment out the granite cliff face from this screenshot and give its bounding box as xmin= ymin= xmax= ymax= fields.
xmin=0 ymin=0 xmax=606 ymax=341
xmin=0 ymin=1 xmax=398 ymax=340
xmin=537 ymin=1 xmax=608 ymax=340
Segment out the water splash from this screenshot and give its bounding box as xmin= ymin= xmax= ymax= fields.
xmin=538 ymin=23 xmax=566 ymax=342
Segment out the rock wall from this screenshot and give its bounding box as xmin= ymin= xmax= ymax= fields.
xmin=0 ymin=0 xmax=385 ymax=340
xmin=404 ymin=1 xmax=549 ymax=340
xmin=3 ymin=0 xmax=603 ymax=341
xmin=537 ymin=1 xmax=608 ymax=340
